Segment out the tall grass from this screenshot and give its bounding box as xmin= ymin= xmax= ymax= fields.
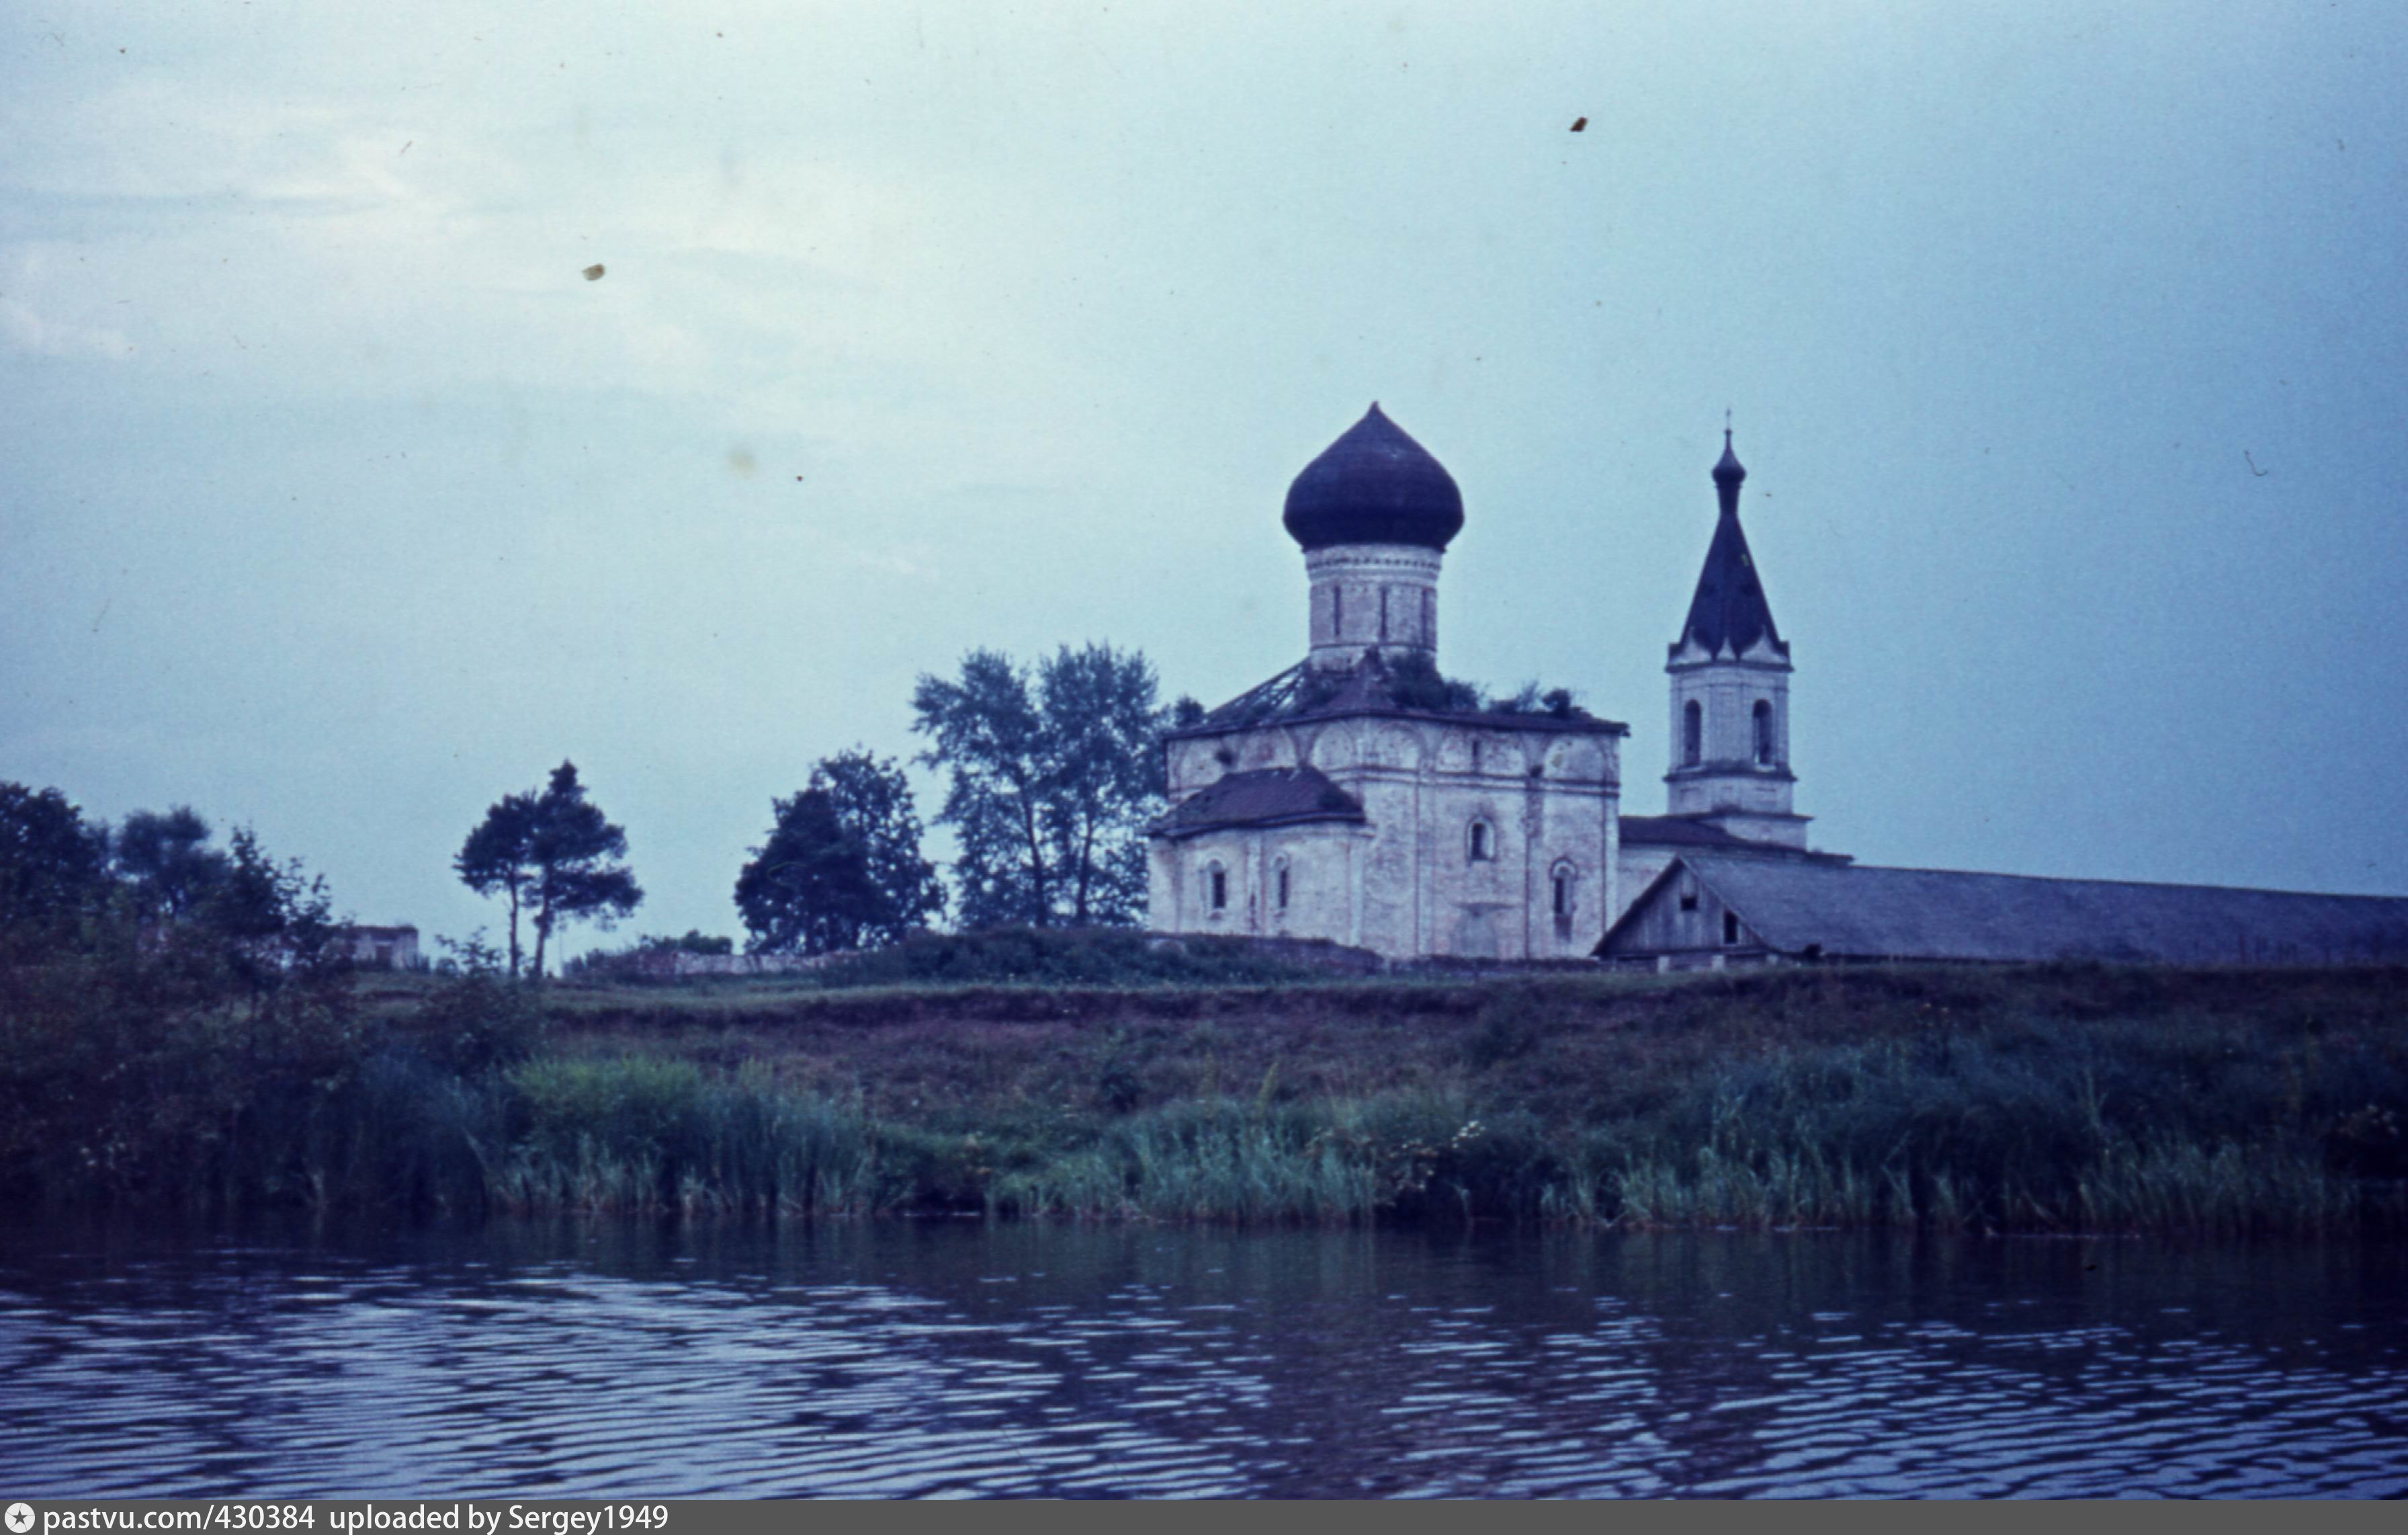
xmin=490 ymin=1058 xmax=898 ymax=1216
xmin=7 ymin=954 xmax=2406 ymax=1233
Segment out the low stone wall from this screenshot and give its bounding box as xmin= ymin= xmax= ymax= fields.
xmin=630 ymin=950 xmax=853 ymax=979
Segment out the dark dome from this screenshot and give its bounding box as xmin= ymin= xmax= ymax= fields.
xmin=1713 ymin=428 xmax=1746 ymax=485
xmin=1281 ymin=403 xmax=1464 ymax=552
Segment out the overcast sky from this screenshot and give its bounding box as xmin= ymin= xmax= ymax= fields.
xmin=5 ymin=1 xmax=2404 ymax=956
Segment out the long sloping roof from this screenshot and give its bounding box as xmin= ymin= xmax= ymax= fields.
xmin=1608 ymin=854 xmax=2408 ymax=963
xmin=1620 ymin=815 xmax=1827 ymax=853
xmin=1152 ymin=766 xmax=1367 ymax=840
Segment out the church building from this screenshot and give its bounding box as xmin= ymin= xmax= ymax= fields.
xmin=1146 ymin=404 xmax=1822 ymax=960
xmin=1142 ymin=400 xmax=2408 ymax=968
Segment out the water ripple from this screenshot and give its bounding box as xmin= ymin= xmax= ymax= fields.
xmin=3 ymin=1225 xmax=2405 ymax=1497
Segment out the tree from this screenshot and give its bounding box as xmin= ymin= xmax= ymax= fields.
xmin=523 ymin=761 xmax=642 ymax=980
xmin=454 ymin=762 xmax=642 ymax=979
xmin=454 ymin=790 xmax=541 ymax=977
xmin=911 ymin=643 xmax=1166 ymax=929
xmin=0 ymin=783 xmax=112 ymax=942
xmin=734 ymin=749 xmax=944 ymax=954
xmin=1037 ymin=645 xmax=1166 ymax=925
xmin=114 ymin=805 xmax=232 ymax=921
xmin=202 ymin=826 xmax=343 ymax=996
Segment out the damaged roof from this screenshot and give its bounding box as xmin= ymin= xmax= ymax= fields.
xmin=1173 ymin=653 xmax=1625 ymax=740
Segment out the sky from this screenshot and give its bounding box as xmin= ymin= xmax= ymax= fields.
xmin=5 ymin=1 xmax=2405 ymax=958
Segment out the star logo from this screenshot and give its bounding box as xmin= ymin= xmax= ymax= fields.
xmin=6 ymin=1503 xmax=35 ymax=1534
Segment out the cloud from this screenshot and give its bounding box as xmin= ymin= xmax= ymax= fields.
xmin=0 ymin=296 xmax=132 ymax=358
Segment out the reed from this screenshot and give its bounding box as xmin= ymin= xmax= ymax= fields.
xmin=490 ymin=1057 xmax=904 ymax=1216
xmin=7 ymin=952 xmax=2406 ymax=1232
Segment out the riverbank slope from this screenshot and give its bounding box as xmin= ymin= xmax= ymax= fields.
xmin=304 ymin=962 xmax=2408 ymax=1230
xmin=10 ymin=948 xmax=2406 ymax=1231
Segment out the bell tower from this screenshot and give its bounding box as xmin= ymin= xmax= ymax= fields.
xmin=1664 ymin=427 xmax=1809 ymax=848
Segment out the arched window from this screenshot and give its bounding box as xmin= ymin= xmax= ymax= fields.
xmin=1206 ymin=862 xmax=1228 ymax=913
xmin=1683 ymin=700 xmax=1703 ymax=767
xmin=1467 ymin=820 xmax=1493 ymax=862
xmin=1551 ymin=862 xmax=1576 ymax=918
xmin=1753 ymin=699 xmax=1775 ymax=767
xmin=1275 ymin=860 xmax=1291 ymax=911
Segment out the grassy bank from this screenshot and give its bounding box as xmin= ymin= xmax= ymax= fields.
xmin=10 ymin=950 xmax=2408 ymax=1233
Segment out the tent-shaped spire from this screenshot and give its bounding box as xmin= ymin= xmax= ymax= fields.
xmin=1674 ymin=429 xmax=1787 ymax=660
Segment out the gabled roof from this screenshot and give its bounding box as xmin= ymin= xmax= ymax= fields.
xmin=1602 ymin=854 xmax=2408 ymax=964
xmin=1152 ymin=766 xmax=1367 ymax=840
xmin=1673 ymin=431 xmax=1787 ymax=662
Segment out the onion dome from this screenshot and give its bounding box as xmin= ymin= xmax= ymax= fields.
xmin=1713 ymin=428 xmax=1746 ymax=495
xmin=1281 ymin=403 xmax=1465 ymax=552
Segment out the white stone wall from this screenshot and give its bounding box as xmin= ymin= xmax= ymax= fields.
xmin=1303 ymin=544 xmax=1443 ymax=669
xmin=1151 ymin=712 xmax=1623 ymax=961
xmin=1665 ymin=643 xmax=1799 ymax=845
xmin=1150 ymin=823 xmax=1367 ymax=946
xmin=1612 ymin=846 xmax=1680 ymax=926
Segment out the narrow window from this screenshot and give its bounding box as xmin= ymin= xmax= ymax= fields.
xmin=1468 ymin=821 xmax=1492 ymax=862
xmin=1277 ymin=866 xmax=1291 ymax=910
xmin=1333 ymin=586 xmax=1344 ymax=636
xmin=1683 ymin=700 xmax=1703 ymax=767
xmin=1552 ymin=870 xmax=1571 ymax=917
xmin=1753 ymin=699 xmax=1774 ymax=767
xmin=1379 ymin=587 xmax=1389 ymax=640
xmin=1209 ymin=866 xmax=1228 ymax=911
xmin=1723 ymin=911 xmax=1741 ymax=946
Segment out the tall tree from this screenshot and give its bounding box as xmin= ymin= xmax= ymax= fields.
xmin=114 ymin=806 xmax=230 ymax=921
xmin=911 ymin=643 xmax=1166 ymax=929
xmin=455 ymin=762 xmax=642 ymax=979
xmin=524 ymin=761 xmax=642 ymax=980
xmin=454 ymin=790 xmax=541 ymax=977
xmin=1038 ymin=645 xmax=1166 ymax=925
xmin=734 ymin=749 xmax=944 ymax=954
xmin=0 ymin=783 xmax=112 ymax=944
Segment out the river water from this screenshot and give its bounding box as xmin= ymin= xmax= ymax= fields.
xmin=3 ymin=1218 xmax=2405 ymax=1499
